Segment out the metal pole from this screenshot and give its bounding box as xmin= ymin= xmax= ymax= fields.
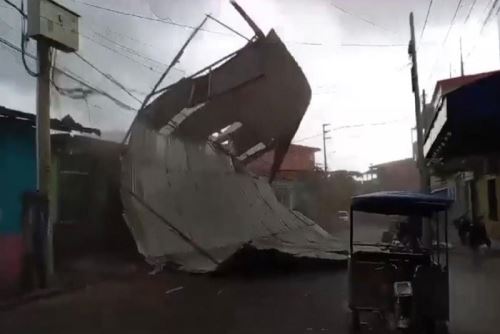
xmin=36 ymin=40 xmax=53 ymax=283
xmin=322 ymin=123 xmax=331 ymax=172
xmin=460 ymin=38 xmax=465 ymax=76
xmin=122 ymin=17 xmax=208 ymax=144
xmin=349 ymin=207 xmax=354 ymax=254
xmin=444 ymin=210 xmax=449 ymax=269
xmin=229 ymin=0 xmax=265 ymax=39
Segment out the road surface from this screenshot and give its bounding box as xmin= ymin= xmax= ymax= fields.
xmin=1 ymin=220 xmax=499 ymax=334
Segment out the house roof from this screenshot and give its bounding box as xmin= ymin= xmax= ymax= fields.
xmin=369 ymin=158 xmax=415 ymax=170
xmin=0 ymin=106 xmax=101 ymax=136
xmin=288 ymin=144 xmax=321 ymax=152
xmin=431 ymin=70 xmax=500 ymax=105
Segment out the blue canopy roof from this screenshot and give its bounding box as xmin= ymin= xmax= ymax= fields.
xmin=351 ymin=191 xmax=453 ymax=216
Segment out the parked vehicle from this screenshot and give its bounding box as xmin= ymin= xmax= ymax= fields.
xmin=348 ymin=191 xmax=453 ymax=333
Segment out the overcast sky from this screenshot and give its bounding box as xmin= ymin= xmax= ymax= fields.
xmin=1 ymin=0 xmax=499 ymax=171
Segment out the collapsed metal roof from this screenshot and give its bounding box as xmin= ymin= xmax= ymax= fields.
xmin=120 ymin=8 xmax=346 ymax=272
xmin=138 ymin=29 xmax=311 ymax=181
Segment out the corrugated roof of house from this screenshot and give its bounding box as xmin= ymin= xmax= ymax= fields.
xmin=431 ymin=70 xmax=500 ymax=104
xmin=0 ymin=105 xmax=101 ymax=135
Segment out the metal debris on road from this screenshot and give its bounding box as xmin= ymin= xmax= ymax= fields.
xmin=165 ymin=286 xmax=184 ymax=295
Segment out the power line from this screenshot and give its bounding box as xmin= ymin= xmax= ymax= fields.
xmin=2 ymin=0 xmax=25 ymax=17
xmin=465 ymin=0 xmax=499 ymax=58
xmin=427 ymin=0 xmax=466 ymax=83
xmin=3 ymin=0 xmax=39 ymax=77
xmin=206 ymin=14 xmax=250 ymax=41
xmin=330 ymin=1 xmax=399 ymax=37
xmin=420 ymin=0 xmax=433 ymax=40
xmin=20 ymin=0 xmax=38 ymax=77
xmin=478 ymin=0 xmax=499 ymax=34
xmin=70 ymin=0 xmax=173 ymax=23
xmin=464 ymin=0 xmax=478 ymax=25
xmin=340 ymin=43 xmax=407 ymax=47
xmin=0 ymin=35 xmax=137 ymax=112
xmin=0 ymin=8 xmax=183 ymax=76
xmin=74 ymin=52 xmax=142 ymax=103
xmin=79 ymin=32 xmax=165 ymax=74
xmin=84 ymin=28 xmax=185 ymax=74
xmin=294 ymin=119 xmax=408 ymax=143
xmin=442 ymin=0 xmax=465 ymax=47
xmin=71 ymin=0 xmax=236 ymax=38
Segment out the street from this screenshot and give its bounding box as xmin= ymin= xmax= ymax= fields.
xmin=1 ymin=220 xmax=500 ymax=334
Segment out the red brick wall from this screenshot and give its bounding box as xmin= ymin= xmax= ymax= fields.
xmin=0 ymin=235 xmax=24 ymax=297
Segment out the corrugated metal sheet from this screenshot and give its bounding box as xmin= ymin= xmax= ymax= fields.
xmin=121 ymin=123 xmax=346 ymax=272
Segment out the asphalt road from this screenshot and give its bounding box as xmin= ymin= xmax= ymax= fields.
xmin=1 ymin=220 xmax=500 ymax=334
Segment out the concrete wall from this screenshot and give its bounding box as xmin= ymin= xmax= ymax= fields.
xmin=0 ymin=121 xmax=36 ymax=296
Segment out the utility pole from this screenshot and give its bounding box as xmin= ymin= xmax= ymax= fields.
xmin=460 ymin=38 xmax=465 ymax=76
xmin=36 ymin=42 xmax=51 ymax=197
xmin=322 ymin=123 xmax=331 ymax=172
xmin=409 ymin=12 xmax=430 ymax=193
xmin=28 ymin=0 xmax=80 ymax=287
xmin=36 ymin=39 xmax=52 ymax=286
xmin=422 ymin=89 xmax=427 ymax=127
xmin=409 ymin=12 xmax=432 ymax=248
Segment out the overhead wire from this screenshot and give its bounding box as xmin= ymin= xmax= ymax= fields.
xmin=70 ymin=0 xmax=173 ymax=23
xmin=427 ymin=0 xmax=466 ymax=83
xmin=70 ymin=0 xmax=237 ymax=38
xmin=74 ymin=52 xmax=142 ymax=103
xmin=78 ymin=32 xmax=166 ymax=74
xmin=0 ymin=35 xmax=137 ymax=112
xmin=330 ymin=0 xmax=401 ymax=38
xmin=4 ymin=0 xmax=39 ymax=77
xmin=82 ymin=25 xmax=187 ymax=75
xmin=442 ymin=0 xmax=465 ymax=46
xmin=463 ymin=0 xmax=478 ymax=25
xmin=420 ymin=0 xmax=433 ymax=40
xmin=465 ymin=0 xmax=499 ymax=58
xmin=479 ymin=0 xmax=499 ymax=33
xmin=2 ymin=0 xmax=25 ymax=17
xmin=340 ymin=43 xmax=406 ymax=47
xmin=293 ymin=119 xmax=408 ymax=143
xmin=1 ymin=2 xmax=184 ymax=77
xmin=0 ymin=9 xmax=164 ymax=103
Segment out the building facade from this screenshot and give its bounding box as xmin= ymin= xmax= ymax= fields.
xmin=424 ymin=71 xmax=500 ymax=239
xmin=360 ymin=158 xmax=420 ymax=194
xmin=0 ymin=108 xmax=37 ymax=295
xmin=0 ymin=106 xmax=105 ymax=296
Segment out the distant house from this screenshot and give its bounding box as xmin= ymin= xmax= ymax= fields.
xmin=246 ymin=144 xmax=320 ymax=211
xmin=246 ymin=144 xmax=320 ymax=177
xmin=360 ymin=158 xmax=420 ymax=193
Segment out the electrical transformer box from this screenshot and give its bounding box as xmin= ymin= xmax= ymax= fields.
xmin=27 ymin=0 xmax=79 ymax=52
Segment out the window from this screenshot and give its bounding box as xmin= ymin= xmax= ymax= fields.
xmin=487 ymin=179 xmax=498 ymax=221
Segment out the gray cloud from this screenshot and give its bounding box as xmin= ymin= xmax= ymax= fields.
xmin=0 ymin=0 xmax=499 ymax=171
